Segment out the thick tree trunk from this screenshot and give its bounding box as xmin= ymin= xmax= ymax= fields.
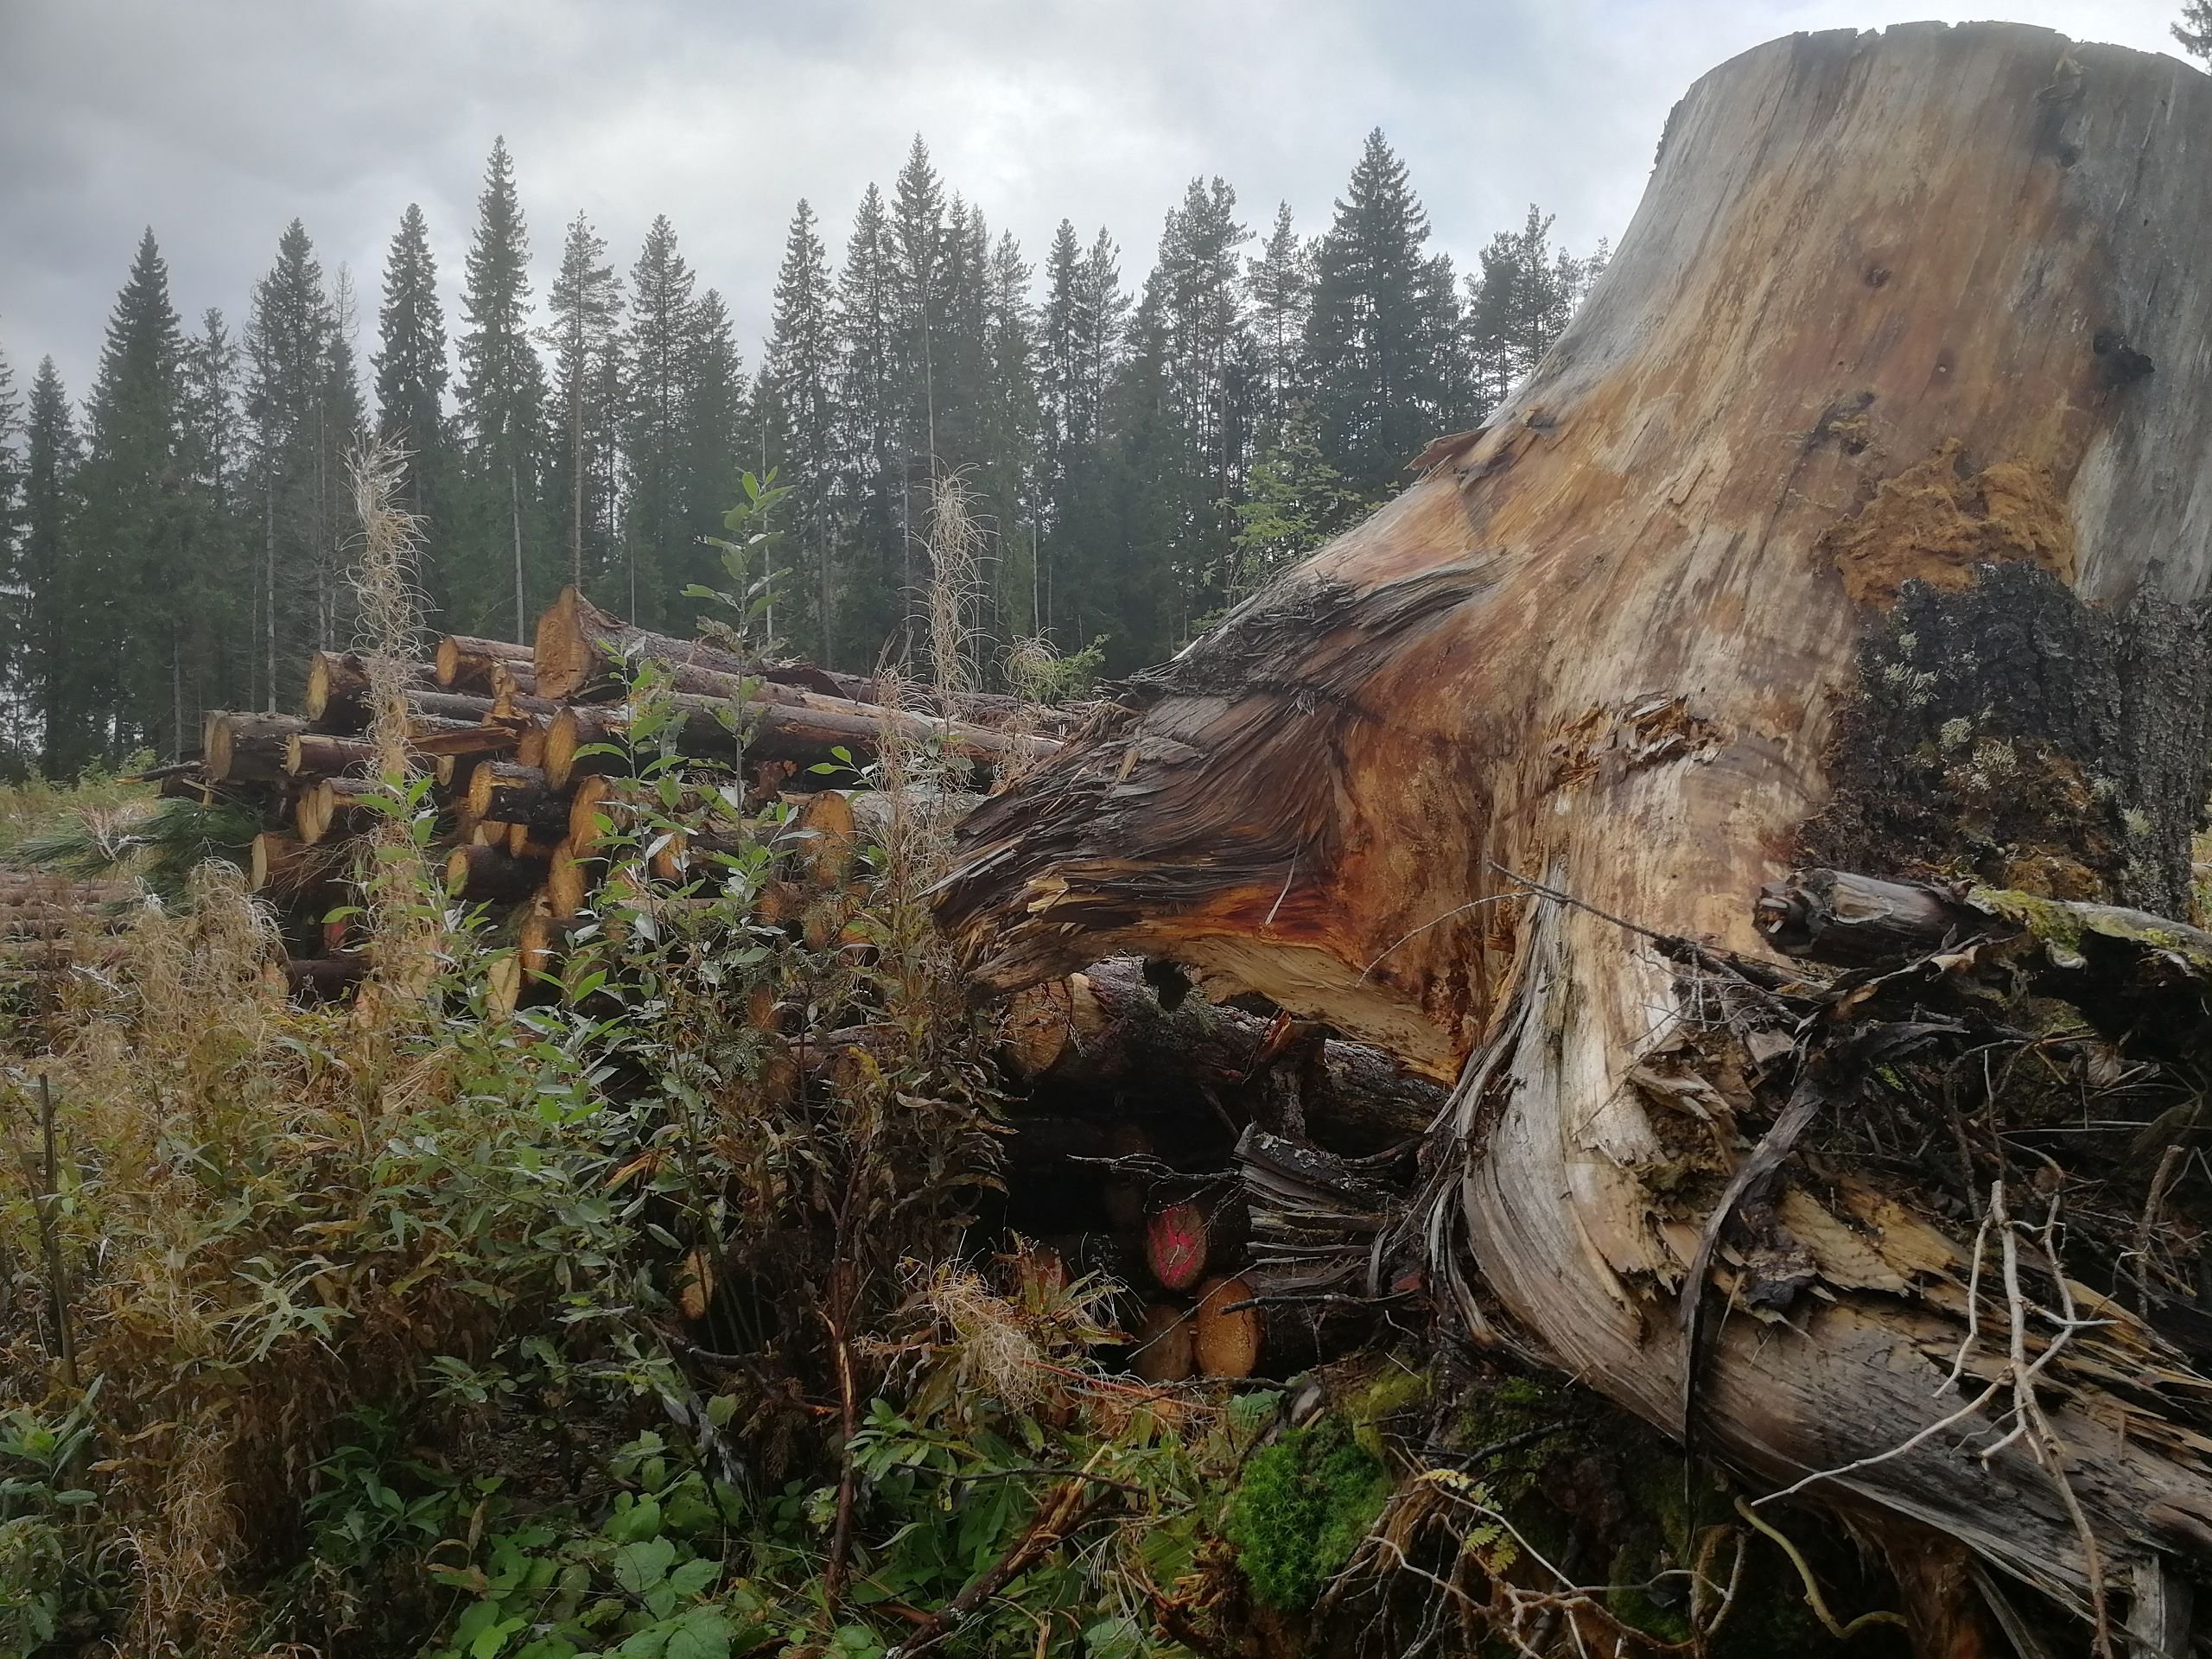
xmin=936 ymin=22 xmax=2212 ymax=1637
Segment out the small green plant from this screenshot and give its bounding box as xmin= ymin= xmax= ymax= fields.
xmin=0 ymin=1389 xmax=110 ymax=1652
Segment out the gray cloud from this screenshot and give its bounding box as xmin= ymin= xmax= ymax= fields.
xmin=0 ymin=0 xmax=2190 ymax=404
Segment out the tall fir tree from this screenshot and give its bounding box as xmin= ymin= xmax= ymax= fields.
xmin=677 ymin=287 xmax=746 ymax=620
xmin=1303 ymin=130 xmax=1467 ymax=501
xmin=2178 ymin=3 xmax=2211 ymax=61
xmin=21 ymin=361 xmax=79 ymax=766
xmin=544 ymin=212 xmax=623 ymax=596
xmin=620 ymin=213 xmax=697 ymax=628
xmin=1107 ymin=177 xmax=1251 ymax=658
xmin=71 ymin=229 xmax=193 ymax=763
xmin=1036 ymin=222 xmax=1127 ymax=651
xmin=1464 ymin=206 xmax=1605 ymax=415
xmin=760 ymin=200 xmax=837 ymax=663
xmin=0 ymin=341 xmax=21 ymax=733
xmin=981 ymin=230 xmax=1040 ymax=645
xmin=374 ymin=204 xmax=453 ymax=617
xmin=315 ymin=268 xmax=368 ymax=649
xmin=175 ymin=308 xmax=254 ymax=723
xmin=887 ymin=137 xmax=947 ymax=651
xmin=832 ymin=184 xmax=902 ymax=660
xmin=455 ymin=137 xmax=549 ymax=640
xmin=245 ymin=219 xmax=334 ymax=707
xmin=1245 ymin=202 xmax=1313 ymax=429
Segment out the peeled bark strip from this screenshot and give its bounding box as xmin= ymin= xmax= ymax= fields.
xmin=937 ymin=22 xmax=2212 ymax=1624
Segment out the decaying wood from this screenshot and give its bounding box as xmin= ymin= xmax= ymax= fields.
xmin=935 ymin=22 xmax=2212 ymax=1631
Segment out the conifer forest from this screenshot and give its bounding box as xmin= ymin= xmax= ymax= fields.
xmin=4 ymin=10 xmax=2212 ymax=1659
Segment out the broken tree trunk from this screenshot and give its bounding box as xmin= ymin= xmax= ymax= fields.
xmin=936 ymin=22 xmax=2212 ymax=1637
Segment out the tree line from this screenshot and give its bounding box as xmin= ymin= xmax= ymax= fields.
xmin=0 ymin=130 xmax=1603 ymax=775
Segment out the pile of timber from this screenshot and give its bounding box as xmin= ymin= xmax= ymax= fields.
xmin=0 ymin=874 xmax=144 ymax=969
xmin=158 ymin=588 xmax=1071 ymax=1006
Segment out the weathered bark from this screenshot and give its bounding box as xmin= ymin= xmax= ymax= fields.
xmin=304 ymin=651 xmax=439 ymax=728
xmin=936 ymin=22 xmax=2212 ymax=1627
xmin=532 ymin=585 xmax=1078 ymax=734
xmin=435 ymin=634 xmax=531 ymax=693
xmin=1000 ymin=957 xmax=1443 ymax=1152
xmin=205 ymin=711 xmax=309 ymax=785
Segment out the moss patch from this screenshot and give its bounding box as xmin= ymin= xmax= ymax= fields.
xmin=1224 ymin=1418 xmax=1394 ymax=1612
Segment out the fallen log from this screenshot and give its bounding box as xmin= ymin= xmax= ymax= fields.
xmin=435 ymin=634 xmax=531 ymax=693
xmin=935 ymin=22 xmax=2212 ymax=1638
xmin=999 ymin=957 xmax=1441 ymax=1152
xmin=204 ymin=712 xmax=310 ymax=785
xmin=305 ymin=651 xmax=440 ymax=727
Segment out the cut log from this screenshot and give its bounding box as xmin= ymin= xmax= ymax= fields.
xmin=1145 ymin=1200 xmax=1211 ymax=1293
xmin=488 ymin=658 xmax=538 ymax=700
xmin=435 ymin=634 xmax=531 ymax=693
xmin=249 ymin=832 xmax=349 ymax=900
xmin=1192 ymin=1275 xmax=1262 ymax=1379
xmin=503 ymin=821 xmax=565 ymax=861
xmin=466 ymin=761 xmax=564 ymax=830
xmin=283 ymin=955 xmax=368 ymax=1001
xmin=304 ymin=651 xmax=438 ymax=727
xmin=285 ymin=732 xmax=377 ymax=778
xmin=934 ymin=22 xmax=2212 ymax=1631
xmin=542 ymin=706 xmax=624 ymax=791
xmin=1130 ymin=1302 xmax=1196 ymax=1384
xmin=999 ymin=957 xmax=1441 ymax=1151
xmin=782 ymin=791 xmax=858 ymax=887
xmin=295 ymin=777 xmax=384 ymax=846
xmin=545 ymin=842 xmax=594 ymax=919
xmin=445 ymin=843 xmax=545 ymax=905
xmin=205 ymin=711 xmax=309 ymax=785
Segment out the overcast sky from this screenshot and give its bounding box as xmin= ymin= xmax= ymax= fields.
xmin=0 ymin=0 xmax=2193 ymax=408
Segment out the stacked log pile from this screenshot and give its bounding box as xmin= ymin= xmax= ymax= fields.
xmin=123 ymin=589 xmax=1444 ymax=1383
xmin=145 ymin=588 xmax=1067 ymax=1011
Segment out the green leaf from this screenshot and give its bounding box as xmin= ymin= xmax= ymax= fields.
xmin=664 ymin=1611 xmax=736 ymax=1659
xmin=612 ymin=1535 xmax=677 ymax=1594
xmin=665 ymin=1556 xmax=718 ymax=1599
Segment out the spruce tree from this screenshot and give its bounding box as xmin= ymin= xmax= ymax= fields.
xmin=1245 ymin=202 xmax=1312 ymax=428
xmin=315 ymin=268 xmax=368 ymax=649
xmin=832 ymin=184 xmax=902 ymax=659
xmin=544 ymin=212 xmax=622 ymax=595
xmin=677 ymin=287 xmax=746 ymax=620
xmin=2178 ymin=3 xmax=2211 ymax=62
xmin=374 ymin=204 xmax=452 ymax=614
xmin=1035 ymin=224 xmax=1128 ymax=651
xmin=1108 ymin=177 xmax=1251 ymax=657
xmin=620 ymin=213 xmax=696 ymax=628
xmin=1464 ymin=206 xmax=1604 ymax=415
xmin=0 ymin=342 xmax=21 ymax=715
xmin=72 ymin=229 xmax=192 ymax=762
xmin=1303 ymin=130 xmax=1466 ymax=500
xmin=177 ymin=309 xmax=254 ymax=722
xmin=982 ymin=230 xmax=1040 ymax=644
xmin=888 ymin=137 xmax=946 ymax=649
xmin=456 ymin=137 xmax=549 ymax=639
xmin=246 ymin=220 xmax=333 ymax=706
xmin=760 ymin=200 xmax=837 ymax=662
xmin=21 ymin=360 xmax=79 ymax=765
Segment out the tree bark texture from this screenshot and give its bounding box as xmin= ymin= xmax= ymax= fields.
xmin=936 ymin=22 xmax=2212 ymax=1622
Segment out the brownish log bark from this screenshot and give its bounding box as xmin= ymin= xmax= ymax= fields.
xmin=304 ymin=651 xmax=439 ymax=727
xmin=435 ymin=634 xmax=531 ymax=693
xmin=999 ymin=957 xmax=1442 ymax=1151
xmin=205 ymin=711 xmax=309 ymax=784
xmin=445 ymin=843 xmax=545 ymax=905
xmin=935 ymin=22 xmax=2212 ymax=1628
xmin=1130 ymin=1302 xmax=1196 ymax=1383
xmin=285 ymin=732 xmax=377 ymax=777
xmin=466 ymin=761 xmax=566 ymax=831
xmin=1192 ymin=1275 xmax=1261 ymax=1378
xmin=295 ymin=777 xmax=383 ymax=846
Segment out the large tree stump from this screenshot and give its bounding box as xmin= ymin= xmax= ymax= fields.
xmin=936 ymin=22 xmax=2212 ymax=1641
